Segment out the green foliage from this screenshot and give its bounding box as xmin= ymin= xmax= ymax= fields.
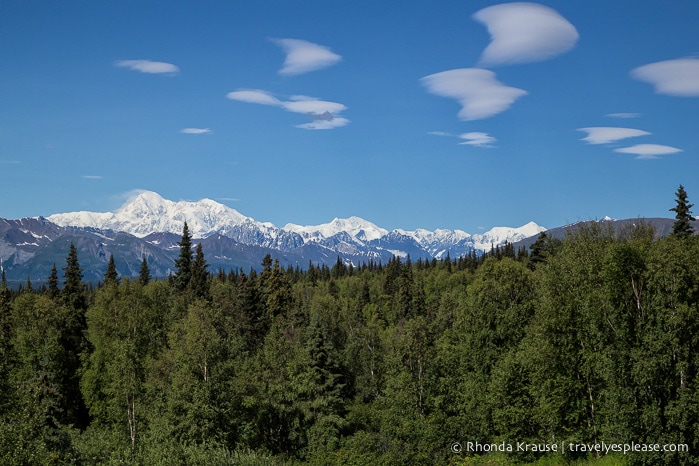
xmin=104 ymin=254 xmax=119 ymax=285
xmin=139 ymin=256 xmax=152 ymax=286
xmin=670 ymin=184 xmax=694 ymax=239
xmin=174 ymin=221 xmax=194 ymax=291
xmin=3 ymin=221 xmax=699 ymax=463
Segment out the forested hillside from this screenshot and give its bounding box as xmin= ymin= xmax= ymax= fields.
xmin=1 ymin=213 xmax=699 ymax=464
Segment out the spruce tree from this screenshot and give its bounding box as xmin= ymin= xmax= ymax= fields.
xmin=190 ymin=243 xmax=209 ymax=298
xmin=104 ymin=254 xmax=119 ymax=285
xmin=174 ymin=221 xmax=193 ymax=291
xmin=139 ymin=256 xmax=151 ymax=286
xmin=528 ymin=231 xmax=549 ymax=270
xmin=47 ymin=263 xmax=59 ymax=299
xmin=670 ymin=184 xmax=694 ymax=239
xmin=62 ymin=242 xmax=85 ymax=311
xmin=60 ymin=242 xmax=90 ymax=428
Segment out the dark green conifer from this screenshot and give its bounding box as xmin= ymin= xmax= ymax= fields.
xmin=528 ymin=231 xmax=549 ymax=270
xmin=174 ymin=221 xmax=193 ymax=291
xmin=190 ymin=243 xmax=209 ymax=298
xmin=139 ymin=256 xmax=151 ymax=286
xmin=47 ymin=263 xmax=59 ymax=299
xmin=104 ymin=254 xmax=118 ymax=285
xmin=62 ymin=242 xmax=85 ymax=311
xmin=670 ymin=184 xmax=694 ymax=239
xmin=60 ymin=242 xmax=90 ymax=428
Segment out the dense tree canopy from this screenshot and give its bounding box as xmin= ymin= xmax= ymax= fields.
xmin=2 ymin=197 xmax=699 ymax=464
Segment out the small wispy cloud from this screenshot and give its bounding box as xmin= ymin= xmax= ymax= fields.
xmin=606 ymin=112 xmax=642 ymax=119
xmin=180 ymin=128 xmax=212 ymax=135
xmin=631 ymin=58 xmax=699 ymax=97
xmin=577 ymin=127 xmax=651 ymax=144
xmin=614 ymin=144 xmax=682 ymax=160
xmin=427 ymin=131 xmax=453 ymax=137
xmin=82 ymin=175 xmax=104 ymax=180
xmin=216 ymin=197 xmax=241 ymax=202
xmin=420 ymin=68 xmax=527 ymax=120
xmin=459 ymin=132 xmax=497 ymax=147
xmin=271 ymin=38 xmax=342 ymax=76
xmin=428 ymin=130 xmax=496 ymax=148
xmin=473 ymin=3 xmax=579 ymax=67
xmin=115 ymin=59 xmax=179 ymax=75
xmin=226 ymin=89 xmax=349 ymax=130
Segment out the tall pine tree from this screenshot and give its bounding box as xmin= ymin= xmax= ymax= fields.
xmin=47 ymin=263 xmax=60 ymax=299
xmin=60 ymin=242 xmax=90 ymax=428
xmin=670 ymin=184 xmax=694 ymax=239
xmin=174 ymin=221 xmax=193 ymax=291
xmin=190 ymin=243 xmax=209 ymax=299
xmin=139 ymin=256 xmax=151 ymax=286
xmin=104 ymin=254 xmax=119 ymax=285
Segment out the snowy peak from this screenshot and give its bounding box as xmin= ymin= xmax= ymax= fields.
xmin=45 ymin=191 xmax=547 ymax=261
xmin=49 ymin=190 xmax=254 ymax=239
xmin=471 ymin=221 xmax=547 ymax=251
xmin=284 ymin=216 xmax=388 ymax=243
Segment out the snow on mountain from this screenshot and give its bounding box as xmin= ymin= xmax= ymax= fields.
xmin=470 ymin=221 xmax=546 ymax=251
xmin=46 ymin=191 xmax=546 ymax=260
xmin=284 ymin=216 xmax=388 ymax=243
xmin=49 ymin=191 xmax=258 ymax=239
xmin=394 ymin=228 xmax=472 ymax=258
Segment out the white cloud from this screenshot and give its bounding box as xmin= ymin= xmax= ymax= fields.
xmin=473 ymin=2 xmax=579 ymax=67
xmin=420 ymin=68 xmax=527 ymax=120
xmin=632 ymin=58 xmax=699 ymax=97
xmin=227 ymin=89 xmax=349 ymax=130
xmin=115 ymin=59 xmax=179 ymax=74
xmin=180 ymin=128 xmax=212 ymax=135
xmin=606 ymin=112 xmax=642 ymax=119
xmin=296 ymin=117 xmax=350 ymax=130
xmin=82 ymin=175 xmax=103 ymax=179
xmin=459 ymin=132 xmax=497 ymax=147
xmin=577 ymin=127 xmax=651 ymax=144
xmin=614 ymin=144 xmax=683 ymax=160
xmin=283 ymin=95 xmax=347 ymax=115
xmin=225 ymin=89 xmax=281 ymax=106
xmin=428 ymin=131 xmax=453 ymax=137
xmin=271 ymin=38 xmax=342 ymax=76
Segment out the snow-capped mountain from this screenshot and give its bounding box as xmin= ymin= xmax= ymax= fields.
xmin=470 ymin=222 xmax=546 ymax=251
xmin=0 ymin=190 xmax=552 ymax=282
xmin=49 ymin=191 xmax=256 ymax=239
xmin=48 ymin=191 xmax=305 ymax=251
xmin=47 ymin=191 xmax=545 ymax=258
xmin=284 ymin=216 xmax=388 ymax=244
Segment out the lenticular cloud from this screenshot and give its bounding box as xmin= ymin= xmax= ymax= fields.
xmin=577 ymin=127 xmax=651 ymax=145
xmin=420 ymin=68 xmax=527 ymax=120
xmin=272 ymin=38 xmax=342 ymax=76
xmin=473 ymin=2 xmax=579 ymax=67
xmin=631 ymin=58 xmax=699 ymax=97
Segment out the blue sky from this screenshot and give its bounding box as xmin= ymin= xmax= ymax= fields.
xmin=1 ymin=1 xmax=698 ymax=232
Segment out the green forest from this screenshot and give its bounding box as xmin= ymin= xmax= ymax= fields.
xmin=1 ymin=188 xmax=699 ymax=465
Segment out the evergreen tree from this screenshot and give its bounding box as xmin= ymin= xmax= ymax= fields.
xmin=59 ymin=243 xmax=90 ymax=428
xmin=62 ymin=242 xmax=85 ymax=311
xmin=47 ymin=263 xmax=59 ymax=299
xmin=174 ymin=222 xmax=193 ymax=291
xmin=104 ymin=254 xmax=119 ymax=285
xmin=139 ymin=256 xmax=151 ymax=286
xmin=190 ymin=243 xmax=209 ymax=299
xmin=528 ymin=231 xmax=549 ymax=270
xmin=0 ymin=269 xmax=11 ymax=423
xmin=670 ymin=184 xmax=694 ymax=239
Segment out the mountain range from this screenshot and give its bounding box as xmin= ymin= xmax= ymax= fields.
xmin=1 ymin=191 xmax=545 ymax=284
